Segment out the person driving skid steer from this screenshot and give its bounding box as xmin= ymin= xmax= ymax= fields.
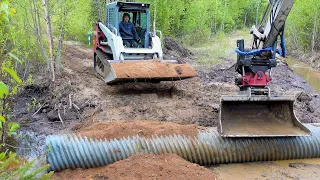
xmin=119 ymin=13 xmax=141 ymax=48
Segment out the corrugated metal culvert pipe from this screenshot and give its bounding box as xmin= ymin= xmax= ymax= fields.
xmin=46 ymin=124 xmax=320 ymax=172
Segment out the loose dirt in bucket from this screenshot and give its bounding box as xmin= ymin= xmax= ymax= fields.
xmin=111 ymin=61 xmax=197 ymax=78
xmin=75 ymin=120 xmax=202 ymax=140
xmin=52 ymin=154 xmax=217 ymax=180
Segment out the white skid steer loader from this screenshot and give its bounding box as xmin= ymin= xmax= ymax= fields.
xmin=93 ymin=2 xmax=197 ymax=84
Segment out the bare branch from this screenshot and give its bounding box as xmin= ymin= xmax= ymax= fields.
xmin=58 ymin=109 xmax=64 ymax=124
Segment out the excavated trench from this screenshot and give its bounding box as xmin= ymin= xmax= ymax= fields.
xmin=10 ymin=39 xmax=320 ymax=179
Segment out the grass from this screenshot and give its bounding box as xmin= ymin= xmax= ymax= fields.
xmin=186 ymin=29 xmax=252 ymax=68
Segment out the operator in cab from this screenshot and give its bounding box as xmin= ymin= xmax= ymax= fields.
xmin=119 ymin=13 xmax=141 ymax=48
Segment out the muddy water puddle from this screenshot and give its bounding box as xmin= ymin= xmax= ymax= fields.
xmin=212 ymin=159 xmax=320 ymax=180
xmin=274 ymin=158 xmax=320 ymax=166
xmin=7 ymin=130 xmax=46 ymax=161
xmin=286 ymin=56 xmax=320 ymax=92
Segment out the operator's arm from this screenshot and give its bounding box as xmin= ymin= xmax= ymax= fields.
xmin=131 ymin=23 xmax=139 ymax=41
xmin=119 ymin=22 xmax=126 ymax=37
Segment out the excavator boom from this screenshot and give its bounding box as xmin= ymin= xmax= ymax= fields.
xmin=219 ymin=0 xmax=311 ymax=137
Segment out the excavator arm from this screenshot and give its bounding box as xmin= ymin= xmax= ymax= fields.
xmin=251 ymin=0 xmax=295 ymax=50
xmin=219 ymin=0 xmax=311 ymax=137
xmin=235 ymin=0 xmax=295 ymax=94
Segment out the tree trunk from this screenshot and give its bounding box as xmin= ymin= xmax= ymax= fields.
xmin=42 ymin=0 xmax=55 ymax=83
xmin=56 ymin=0 xmax=67 ymax=73
xmin=214 ymin=0 xmax=217 ymax=33
xmin=312 ymin=12 xmax=318 ymax=52
xmin=244 ymin=12 xmax=247 ymax=28
xmin=221 ymin=0 xmax=227 ymax=32
xmin=30 ymin=0 xmax=50 ymax=71
xmin=255 ymin=0 xmax=261 ymax=25
xmin=56 ymin=26 xmax=64 ymax=73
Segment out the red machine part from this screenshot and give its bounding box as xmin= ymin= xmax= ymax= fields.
xmin=93 ymin=22 xmax=107 ymax=53
xmin=241 ymin=71 xmax=271 ymax=87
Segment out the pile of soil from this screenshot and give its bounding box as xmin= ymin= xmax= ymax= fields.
xmin=52 ymin=154 xmax=217 ymax=180
xmin=111 ymin=61 xmax=197 ymax=79
xmin=291 ymin=51 xmax=320 ymax=70
xmin=76 ymin=120 xmax=201 ymax=140
xmin=164 ymin=36 xmax=193 ymax=58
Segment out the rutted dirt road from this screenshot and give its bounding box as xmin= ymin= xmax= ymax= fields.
xmin=12 ymin=35 xmax=320 ymax=179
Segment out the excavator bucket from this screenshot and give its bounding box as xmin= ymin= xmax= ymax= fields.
xmin=94 ymin=52 xmax=197 ymax=84
xmin=219 ymin=95 xmax=311 ymax=137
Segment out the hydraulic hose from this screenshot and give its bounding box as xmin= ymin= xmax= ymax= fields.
xmin=46 ymin=124 xmax=320 ymax=172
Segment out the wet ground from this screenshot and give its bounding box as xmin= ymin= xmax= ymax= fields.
xmin=211 ymin=159 xmax=320 ymax=180
xmin=10 ymin=32 xmax=320 ymax=179
xmin=285 ymin=56 xmax=320 ymax=92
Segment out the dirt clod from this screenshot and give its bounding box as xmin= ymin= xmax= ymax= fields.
xmin=297 ymin=92 xmax=313 ymax=102
xmin=52 ymin=154 xmax=217 ymax=180
xmin=47 ymin=110 xmax=59 ymax=122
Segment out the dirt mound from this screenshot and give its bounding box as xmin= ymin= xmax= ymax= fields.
xmin=111 ymin=61 xmax=197 ymax=79
xmin=291 ymin=51 xmax=320 ymax=70
xmin=52 ymin=154 xmax=216 ymax=180
xmin=164 ymin=36 xmax=193 ymax=58
xmin=76 ymin=120 xmax=201 ymax=140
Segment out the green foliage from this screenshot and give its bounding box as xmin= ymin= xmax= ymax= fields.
xmin=0 ymin=1 xmax=15 ymax=22
xmin=56 ymin=0 xmax=92 ymax=43
xmin=0 ymin=152 xmax=53 ymax=180
xmin=0 ymin=64 xmax=51 ymax=179
xmin=0 ymin=115 xmax=5 ymax=129
xmin=8 ymin=122 xmax=20 ymax=137
xmin=2 ymin=67 xmax=22 ymax=84
xmin=1 ymin=4 xmax=51 ymax=177
xmin=286 ymin=0 xmax=320 ymax=52
xmin=0 ymin=61 xmax=21 ymax=140
xmin=0 ymin=82 xmax=9 ymax=99
xmin=26 ymin=74 xmax=35 ymax=86
xmin=26 ymin=98 xmax=41 ymax=112
xmin=141 ymin=0 xmax=268 ymax=45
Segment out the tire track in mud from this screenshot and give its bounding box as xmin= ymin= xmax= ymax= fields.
xmin=62 ymin=42 xmax=233 ymax=127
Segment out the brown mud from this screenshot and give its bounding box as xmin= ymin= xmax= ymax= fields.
xmin=211 ymin=161 xmax=320 ymax=180
xmin=290 ymin=51 xmax=320 ymax=71
xmin=11 ymin=37 xmax=320 ymax=179
xmin=75 ymin=120 xmax=201 ymax=140
xmin=52 ymin=154 xmax=217 ymax=180
xmin=111 ymin=61 xmax=197 ymax=79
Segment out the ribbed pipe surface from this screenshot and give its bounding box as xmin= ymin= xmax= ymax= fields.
xmin=46 ymin=124 xmax=320 ymax=172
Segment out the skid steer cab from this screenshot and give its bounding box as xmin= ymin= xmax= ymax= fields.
xmin=93 ymin=2 xmax=197 ymax=84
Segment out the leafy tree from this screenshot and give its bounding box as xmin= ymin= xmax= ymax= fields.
xmin=286 ymin=0 xmax=320 ymax=52
xmin=0 ymin=2 xmax=52 ymax=179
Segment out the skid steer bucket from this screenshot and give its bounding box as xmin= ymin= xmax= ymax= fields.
xmin=94 ymin=52 xmax=197 ymax=84
xmin=219 ymin=95 xmax=311 ymax=137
